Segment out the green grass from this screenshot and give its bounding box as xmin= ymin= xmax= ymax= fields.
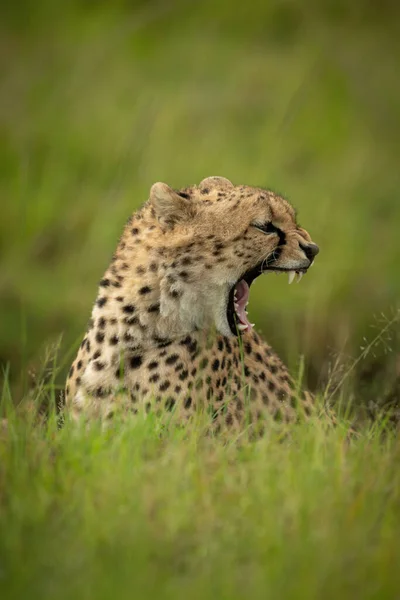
xmin=1 ymin=393 xmax=399 ymax=600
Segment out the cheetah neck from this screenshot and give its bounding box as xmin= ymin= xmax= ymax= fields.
xmin=88 ymin=212 xmax=229 ymax=356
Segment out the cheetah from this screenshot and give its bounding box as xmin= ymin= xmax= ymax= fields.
xmin=65 ymin=176 xmax=319 ymax=433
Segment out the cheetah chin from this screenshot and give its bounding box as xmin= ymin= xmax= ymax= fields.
xmin=226 ymin=263 xmax=312 ymax=336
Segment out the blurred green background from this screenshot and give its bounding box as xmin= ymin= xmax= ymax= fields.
xmin=1 ymin=0 xmax=400 ymax=403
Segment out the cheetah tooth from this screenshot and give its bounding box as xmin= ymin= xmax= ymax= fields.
xmin=234 ymin=302 xmax=239 ymax=311
xmin=296 ymin=272 xmax=303 ymax=283
xmin=288 ymin=270 xmax=296 ymax=285
xmin=237 ymin=323 xmax=247 ymax=331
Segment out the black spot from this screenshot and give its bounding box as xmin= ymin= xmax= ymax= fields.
xmin=259 ymin=372 xmax=266 ymax=381
xmin=123 ymin=304 xmax=135 ymax=314
xmin=131 ymin=227 xmax=139 ymax=235
xmin=116 ymin=296 xmax=124 ymax=302
xmin=224 ymin=338 xmax=232 ymax=353
xmin=184 ymin=397 xmax=192 ymax=409
xmin=129 ymin=355 xmax=143 ymax=369
xmin=175 ymin=363 xmax=184 ymax=372
xmin=100 ymin=278 xmax=110 ymax=287
xmin=270 ymin=364 xmax=278 ymax=375
xmin=277 ymin=388 xmax=287 ymax=401
xmin=212 ymin=359 xmax=220 ymax=371
xmin=149 ymin=262 xmax=157 ymax=272
xmin=175 ymin=385 xmax=181 ymax=393
xmin=95 ymin=332 xmax=105 ymax=344
xmin=98 ymin=317 xmax=106 ymax=329
xmin=191 ymin=367 xmax=197 ymax=376
xmin=124 ymin=316 xmax=139 ymax=326
xmin=69 ymin=366 xmax=74 ymax=378
xmin=225 ymin=413 xmax=233 ymax=426
xmin=145 ymin=402 xmax=151 ymax=414
xmin=206 ymin=388 xmax=213 ymax=400
xmin=165 ymin=397 xmax=176 ymax=411
xmin=97 ymin=297 xmax=107 ymax=308
xmin=93 ymin=350 xmax=101 ymax=360
xmin=136 ymin=266 xmax=145 ymax=275
xmin=149 ymin=373 xmax=160 ymax=383
xmin=179 ymin=271 xmax=189 ymax=280
xmin=201 ymin=187 xmax=209 ymax=194
xmin=244 ymin=342 xmax=252 ymax=355
xmin=109 ymin=335 xmax=119 ymax=346
xmin=181 ymin=257 xmax=191 ymax=266
xmin=179 ymin=370 xmax=189 ymax=381
xmin=112 ymin=281 xmax=121 ymax=288
xmin=165 ymin=354 xmax=179 ymax=365
xmin=148 ymin=302 xmax=160 ymax=313
xmin=244 ymin=366 xmax=251 ymax=377
xmin=154 ymin=336 xmax=172 ymax=348
xmin=95 ymin=386 xmax=107 ymax=398
xmin=268 ymin=380 xmax=276 ymax=392
xmin=139 ymin=286 xmax=151 ymax=295
xmin=180 ymin=336 xmax=197 ymax=355
xmin=77 ymin=360 xmax=83 ymax=370
xmin=86 ymin=340 xmax=91 ymax=352
xmin=217 ymin=339 xmax=224 ymax=352
xmin=148 ymin=361 xmax=158 ymax=370
xmin=76 ymin=377 xmax=81 ymax=386
xmin=159 ymin=381 xmax=170 ymax=392
xmin=93 ymin=361 xmax=105 ymax=371
xmin=170 ymin=290 xmax=181 ymax=298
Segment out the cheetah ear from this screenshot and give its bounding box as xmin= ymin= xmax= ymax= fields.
xmin=200 ymin=176 xmax=233 ymax=188
xmin=150 ymin=182 xmax=195 ymax=226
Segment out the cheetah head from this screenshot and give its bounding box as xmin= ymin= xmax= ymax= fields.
xmin=148 ymin=176 xmax=319 ymax=338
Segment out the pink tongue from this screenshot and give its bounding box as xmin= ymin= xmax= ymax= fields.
xmin=234 ymin=280 xmax=252 ymax=331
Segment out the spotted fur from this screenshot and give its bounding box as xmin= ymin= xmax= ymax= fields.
xmin=65 ymin=176 xmax=319 ymax=433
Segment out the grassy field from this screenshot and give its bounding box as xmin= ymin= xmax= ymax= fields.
xmin=1 ymin=400 xmax=400 ymax=600
xmin=1 ymin=2 xmax=400 ymax=598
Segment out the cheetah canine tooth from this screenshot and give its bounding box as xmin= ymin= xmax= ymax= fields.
xmin=288 ymin=271 xmax=296 ymax=285
xmin=296 ymin=272 xmax=303 ymax=283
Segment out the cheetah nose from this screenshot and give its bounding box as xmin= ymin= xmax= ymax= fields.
xmin=300 ymin=242 xmax=319 ymax=262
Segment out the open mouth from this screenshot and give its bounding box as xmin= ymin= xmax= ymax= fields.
xmin=227 ymin=263 xmax=308 ymax=335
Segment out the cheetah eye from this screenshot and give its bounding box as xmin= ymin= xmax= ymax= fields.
xmin=253 ymin=222 xmax=280 ymax=235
